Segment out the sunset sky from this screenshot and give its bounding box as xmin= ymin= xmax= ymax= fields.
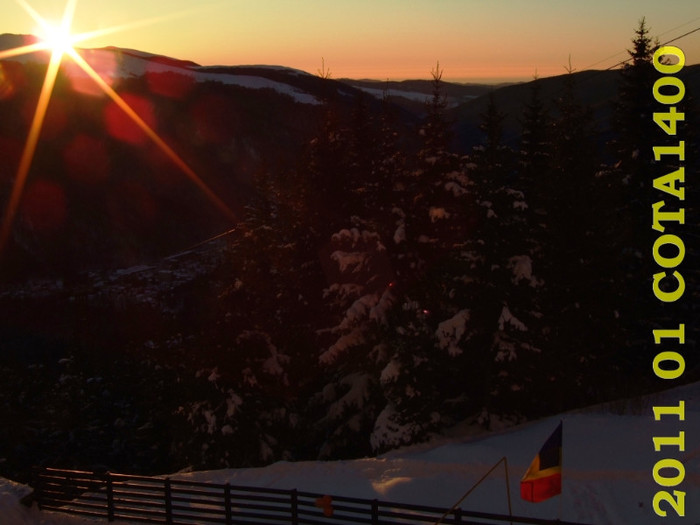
xmin=3 ymin=0 xmax=700 ymax=82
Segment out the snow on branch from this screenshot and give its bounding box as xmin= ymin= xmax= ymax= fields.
xmin=326 ymin=373 xmax=373 ymax=420
xmin=435 ymin=309 xmax=470 ymax=356
xmin=320 ymin=328 xmax=365 ymax=365
xmin=370 ymin=403 xmax=419 ymax=451
xmin=331 ymin=250 xmax=370 ymax=274
xmin=429 ymin=207 xmax=451 ymax=222
xmin=508 ymin=255 xmax=542 ymax=287
xmin=338 ymin=295 xmax=377 ymax=331
xmin=498 ymin=306 xmax=527 ymax=332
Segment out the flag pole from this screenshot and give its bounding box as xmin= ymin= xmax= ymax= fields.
xmin=433 ymin=456 xmax=512 ymax=525
xmin=504 ymin=456 xmax=513 ymax=525
xmin=558 ymin=419 xmax=564 ymax=521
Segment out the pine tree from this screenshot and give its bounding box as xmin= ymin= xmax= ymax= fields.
xmin=596 ymin=18 xmax=665 ymax=396
xmin=311 ymin=226 xmax=394 ymax=458
xmin=552 ymin=63 xmax=599 ymax=189
xmin=370 ymin=64 xmax=485 ymax=448
xmin=422 ymin=62 xmax=451 ymax=159
xmin=302 ymin=93 xmax=402 ymax=458
xmin=537 ymin=65 xmax=605 ymax=407
xmin=468 ymin=157 xmax=545 ymax=420
xmin=611 ymin=17 xmax=657 ymax=172
xmin=519 ymin=75 xmax=552 ymax=216
xmin=373 ymin=84 xmax=408 ymax=245
xmin=461 ymin=80 xmax=551 ymax=421
xmin=479 ymin=92 xmax=508 ymax=169
xmin=407 ymin=62 xmax=465 ymax=267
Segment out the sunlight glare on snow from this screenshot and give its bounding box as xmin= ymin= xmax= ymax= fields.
xmin=371 ymin=476 xmax=413 ymax=496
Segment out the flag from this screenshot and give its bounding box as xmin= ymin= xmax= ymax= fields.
xmin=520 ymin=422 xmax=562 ymax=503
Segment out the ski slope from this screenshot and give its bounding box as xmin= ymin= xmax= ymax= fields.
xmin=2 ymin=382 xmax=698 ymax=524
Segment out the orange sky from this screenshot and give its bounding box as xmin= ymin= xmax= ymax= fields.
xmin=3 ymin=0 xmax=700 ymax=82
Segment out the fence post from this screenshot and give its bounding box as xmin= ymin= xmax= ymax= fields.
xmin=164 ymin=477 xmax=173 ymax=525
xmin=371 ymin=499 xmax=379 ymax=525
xmin=106 ymin=473 xmax=115 ymax=522
xmin=291 ymin=489 xmax=298 ymax=525
xmin=224 ymin=483 xmax=232 ymax=525
xmin=32 ymin=467 xmax=43 ymax=510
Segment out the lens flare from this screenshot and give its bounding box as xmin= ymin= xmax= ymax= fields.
xmin=0 ymin=0 xmax=236 ymax=255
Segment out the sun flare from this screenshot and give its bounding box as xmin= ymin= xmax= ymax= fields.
xmin=0 ymin=0 xmax=236 ymax=254
xmin=39 ymin=20 xmax=76 ymax=57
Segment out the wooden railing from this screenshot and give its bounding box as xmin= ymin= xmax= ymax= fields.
xmin=32 ymin=467 xmax=589 ymax=525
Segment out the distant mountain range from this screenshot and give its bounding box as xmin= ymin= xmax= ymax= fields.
xmin=6 ymin=33 xmax=699 ymax=145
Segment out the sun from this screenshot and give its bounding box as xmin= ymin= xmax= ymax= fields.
xmin=13 ymin=0 xmax=79 ymax=57
xmin=39 ymin=20 xmax=77 ymax=57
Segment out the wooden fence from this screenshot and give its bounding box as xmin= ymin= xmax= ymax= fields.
xmin=32 ymin=467 xmax=589 ymax=525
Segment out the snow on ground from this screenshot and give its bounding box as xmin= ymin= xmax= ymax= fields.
xmin=355 ymin=85 xmax=475 ymax=107
xmin=62 ymin=48 xmax=322 ymax=105
xmin=0 ymin=477 xmax=96 ymax=524
xmin=0 ymin=39 xmax=321 ymax=105
xmin=192 ymin=71 xmax=321 ymax=105
xmin=2 ymin=382 xmax=699 ymax=524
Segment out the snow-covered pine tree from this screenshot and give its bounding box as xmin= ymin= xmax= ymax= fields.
xmin=182 ymin=162 xmax=322 ymax=468
xmin=301 ymin=94 xmax=403 ymax=459
xmin=372 ymin=65 xmax=485 ymax=449
xmin=463 ymin=94 xmax=547 ymax=423
xmin=311 ymin=225 xmax=395 ymax=458
xmin=402 ymin=62 xmax=468 ymax=276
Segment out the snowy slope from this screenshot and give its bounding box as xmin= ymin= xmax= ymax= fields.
xmin=0 ymin=477 xmax=89 ymax=524
xmin=355 ymin=85 xmax=475 ymax=108
xmin=0 ymin=34 xmax=321 ymax=105
xmin=2 ymin=382 xmax=698 ymax=524
xmin=68 ymin=48 xmax=321 ymax=105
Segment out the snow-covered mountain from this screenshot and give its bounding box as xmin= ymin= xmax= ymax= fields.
xmin=0 ymin=34 xmax=502 ymax=110
xmin=341 ymin=77 xmax=494 ymax=111
xmin=0 ymin=34 xmax=323 ymax=105
xmin=2 ymin=381 xmax=698 ymax=524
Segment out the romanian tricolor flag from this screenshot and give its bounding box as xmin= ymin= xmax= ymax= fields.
xmin=520 ymin=422 xmax=563 ymax=503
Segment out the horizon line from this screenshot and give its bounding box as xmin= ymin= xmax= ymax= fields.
xmin=4 ymin=31 xmax=699 ymax=87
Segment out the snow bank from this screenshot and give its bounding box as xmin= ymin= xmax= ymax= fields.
xmin=173 ymin=381 xmax=700 ymax=524
xmin=3 ymin=382 xmax=699 ymax=523
xmin=0 ymin=477 xmax=95 ymax=524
